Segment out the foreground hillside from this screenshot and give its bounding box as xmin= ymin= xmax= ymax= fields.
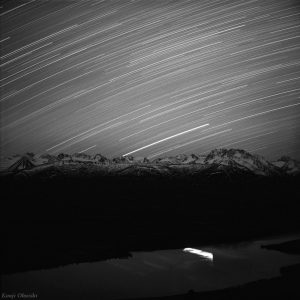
xmin=1 ymin=149 xmax=300 ymax=274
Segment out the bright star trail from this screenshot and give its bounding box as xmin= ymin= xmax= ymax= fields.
xmin=0 ymin=0 xmax=299 ymax=159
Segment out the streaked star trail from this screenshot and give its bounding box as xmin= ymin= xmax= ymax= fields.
xmin=0 ymin=0 xmax=299 ymax=159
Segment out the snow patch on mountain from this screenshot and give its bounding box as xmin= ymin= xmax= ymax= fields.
xmin=152 ymin=154 xmax=205 ymax=165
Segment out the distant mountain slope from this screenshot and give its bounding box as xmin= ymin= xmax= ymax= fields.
xmin=1 ymin=148 xmax=299 ymax=177
xmin=203 ymin=149 xmax=280 ymax=176
xmin=272 ymin=156 xmax=300 ymax=175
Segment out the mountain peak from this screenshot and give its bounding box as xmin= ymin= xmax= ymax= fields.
xmin=204 ymin=148 xmax=278 ymax=176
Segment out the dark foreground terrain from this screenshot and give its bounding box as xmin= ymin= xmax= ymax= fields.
xmin=123 ymin=263 xmax=300 ymax=300
xmin=1 ymin=162 xmax=300 ymax=275
xmin=1 ymin=159 xmax=300 ymax=299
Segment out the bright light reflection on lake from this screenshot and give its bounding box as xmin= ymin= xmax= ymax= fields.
xmin=183 ymin=248 xmax=214 ymax=260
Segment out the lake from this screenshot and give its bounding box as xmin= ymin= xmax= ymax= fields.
xmin=2 ymin=234 xmax=300 ymax=300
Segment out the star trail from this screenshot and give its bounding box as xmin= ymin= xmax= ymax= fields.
xmin=1 ymin=0 xmax=300 ymax=160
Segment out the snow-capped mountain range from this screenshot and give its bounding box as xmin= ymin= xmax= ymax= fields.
xmin=0 ymin=149 xmax=299 ymax=176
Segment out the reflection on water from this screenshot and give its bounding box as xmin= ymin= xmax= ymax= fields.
xmin=2 ymin=235 xmax=300 ymax=300
xmin=183 ymin=248 xmax=214 ymax=260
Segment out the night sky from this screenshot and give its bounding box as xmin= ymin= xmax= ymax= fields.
xmin=1 ymin=0 xmax=300 ymax=160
